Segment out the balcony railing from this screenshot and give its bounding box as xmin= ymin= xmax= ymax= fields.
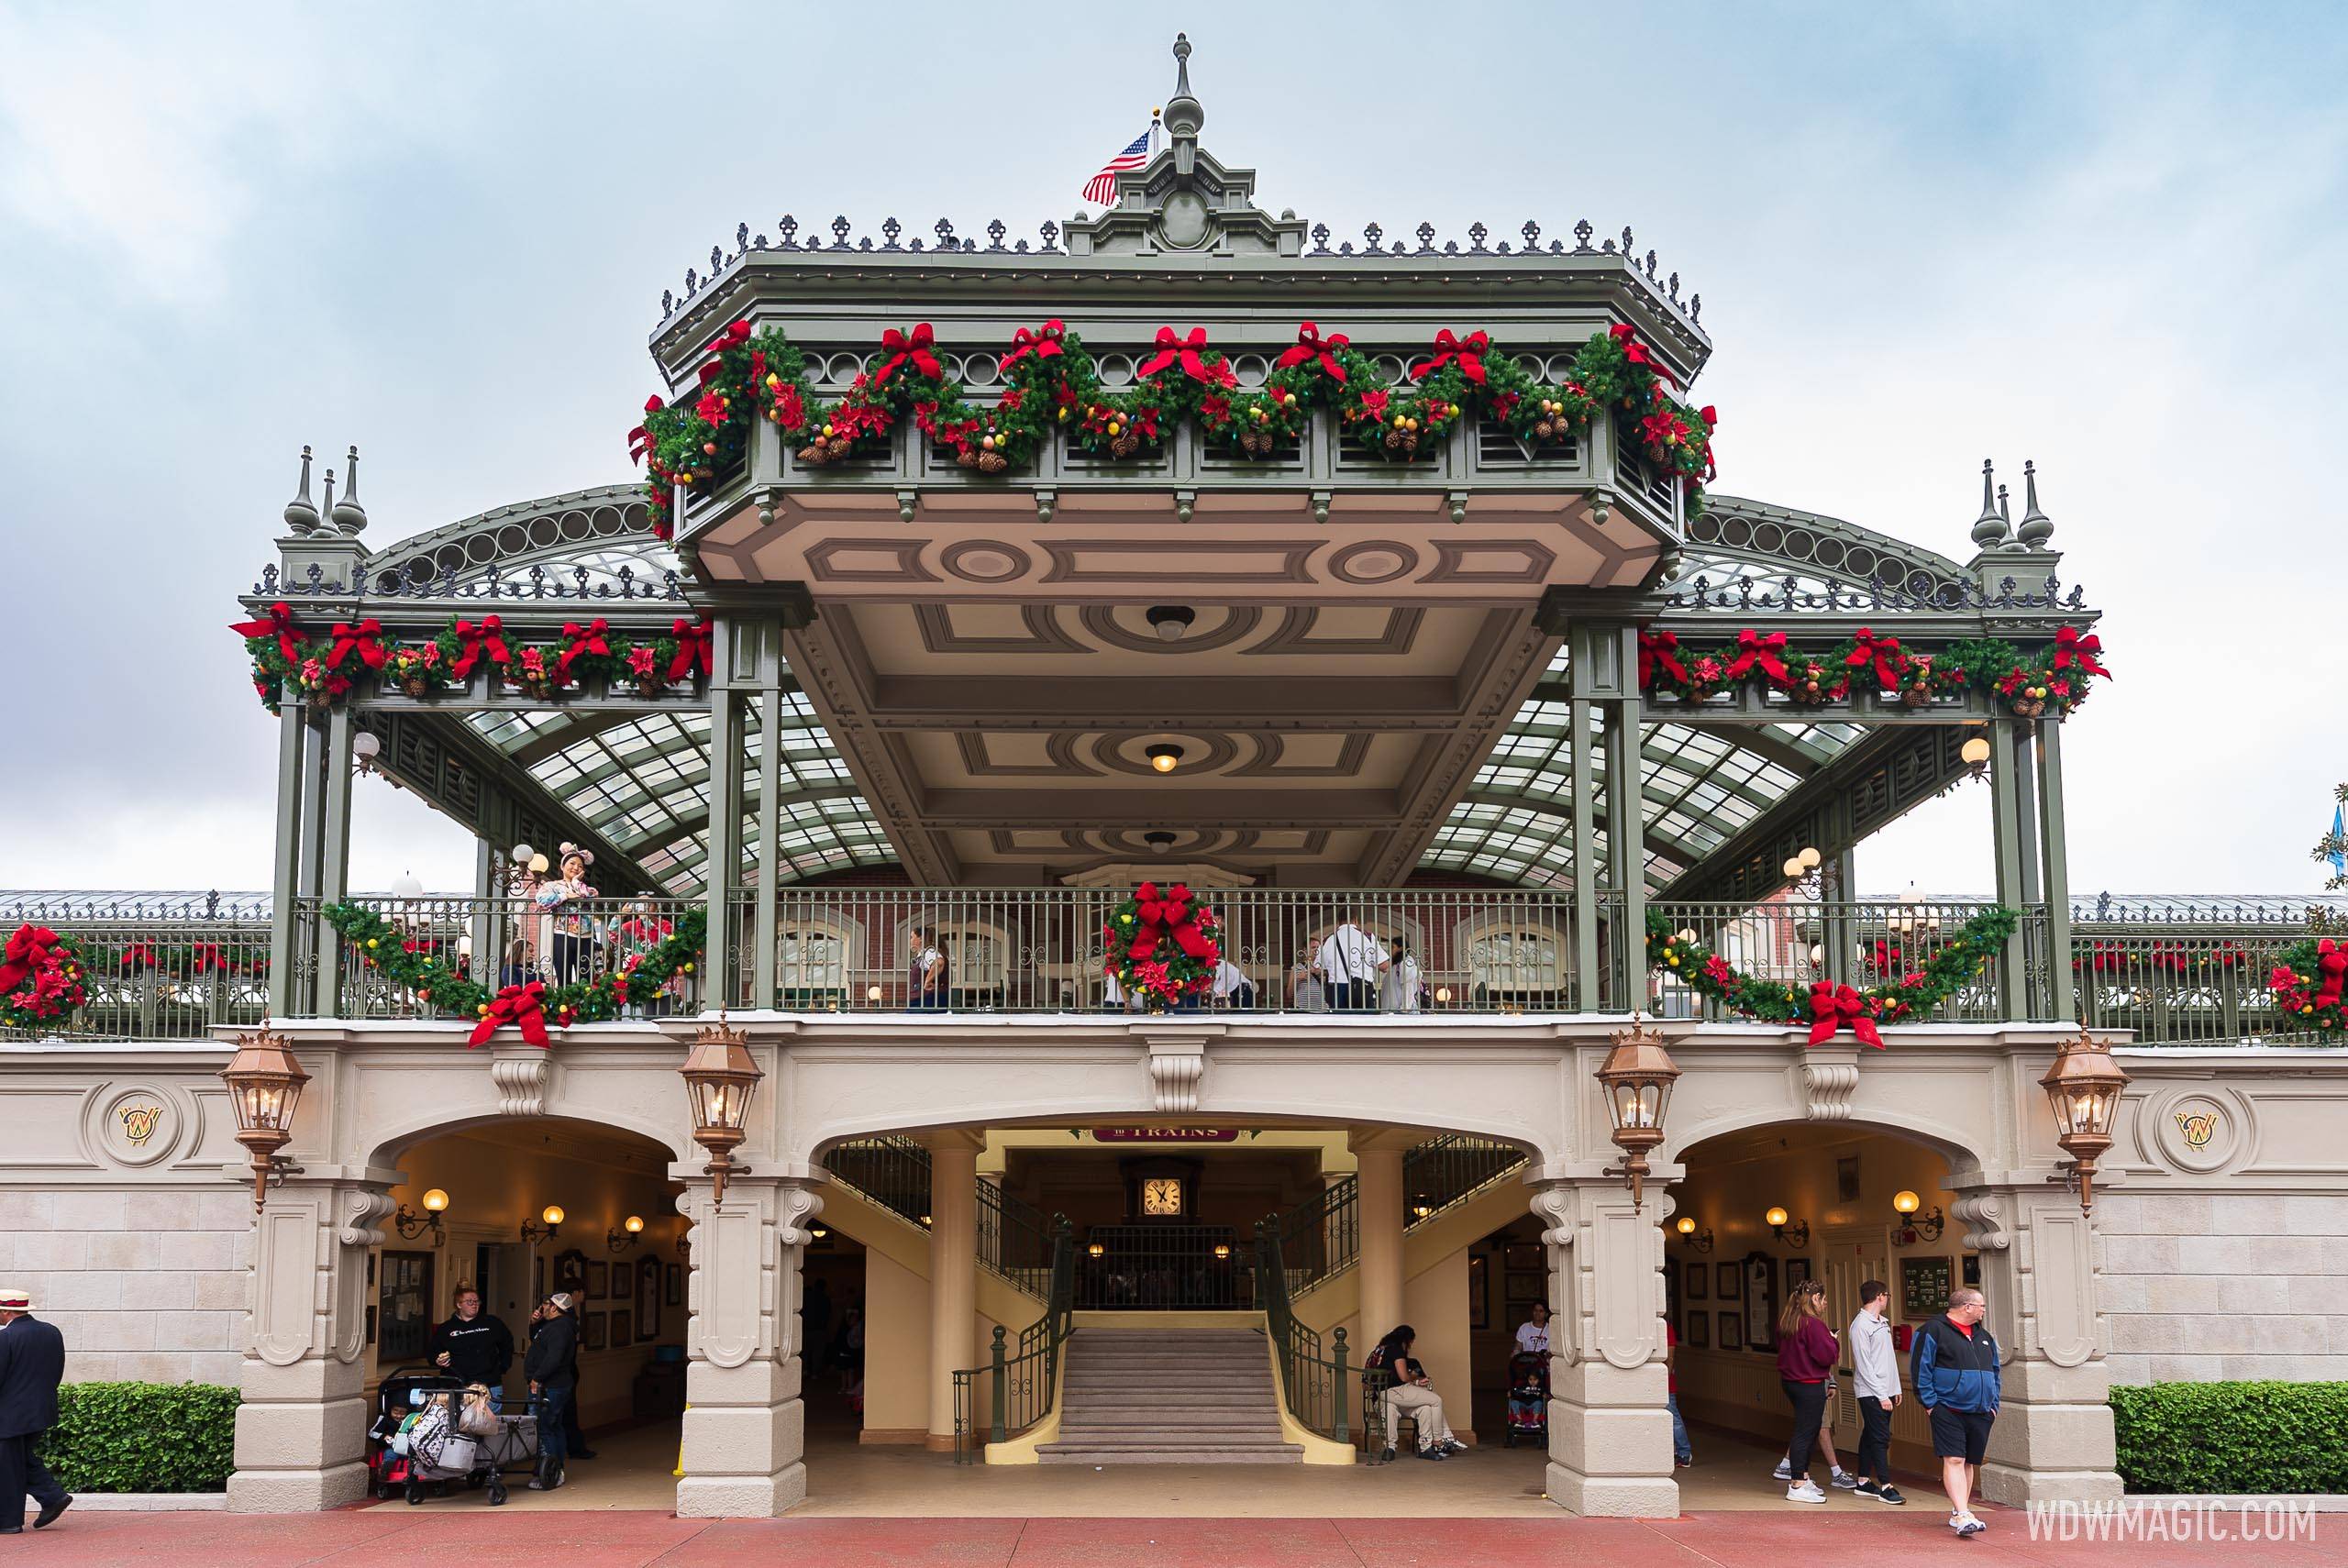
xmin=1645 ymin=898 xmax=2046 ymax=1021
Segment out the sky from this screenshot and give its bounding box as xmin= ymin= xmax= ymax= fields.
xmin=1 ymin=1 xmax=2342 ymax=900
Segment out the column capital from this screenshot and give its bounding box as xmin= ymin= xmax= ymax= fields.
xmin=1346 ymin=1126 xmax=1419 ymax=1155
xmin=920 ymin=1127 xmax=988 ymax=1156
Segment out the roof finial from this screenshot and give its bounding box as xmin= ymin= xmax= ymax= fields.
xmin=1968 ymin=458 xmax=2008 ymax=549
xmin=1172 ymin=31 xmax=1192 ymax=99
xmin=332 ymin=444 xmax=369 ymax=536
xmin=2016 ymin=458 xmax=2054 ymax=547
xmin=1997 ymin=481 xmax=2010 ymax=525
xmin=282 ymin=444 xmax=319 ymax=536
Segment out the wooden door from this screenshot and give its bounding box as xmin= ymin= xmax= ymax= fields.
xmin=1821 ymin=1229 xmax=1888 ymax=1435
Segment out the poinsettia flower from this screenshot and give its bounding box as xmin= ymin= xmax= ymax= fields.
xmin=1357 ymin=388 xmax=1390 ymax=421
xmin=628 ymin=646 xmax=657 ymax=675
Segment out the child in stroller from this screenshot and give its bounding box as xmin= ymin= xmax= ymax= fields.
xmin=1502 ymin=1351 xmax=1549 ymax=1447
xmin=366 ymin=1368 xmax=535 ymax=1506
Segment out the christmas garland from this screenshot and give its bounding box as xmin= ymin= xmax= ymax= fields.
xmin=1645 ymin=905 xmax=2018 ymax=1046
xmin=628 ymin=317 xmax=1716 ymax=528
xmin=1 ymin=923 xmax=89 ymax=1031
xmin=319 ymin=900 xmax=706 ymax=1043
xmin=234 ymin=607 xmax=714 ymax=714
xmin=2268 ymin=938 xmax=2348 ymax=1034
xmin=1638 ymin=625 xmax=2110 ymax=717
xmin=1102 ymin=881 xmax=1223 ymax=1003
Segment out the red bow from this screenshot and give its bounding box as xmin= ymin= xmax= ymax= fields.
xmin=704 ymin=319 xmax=752 ymax=356
xmin=0 ymin=924 xmax=61 ymax=994
xmin=1412 ymin=328 xmax=1489 ymax=385
xmin=231 ymin=602 xmax=304 ymax=664
xmin=667 ymin=616 xmax=714 ymax=682
xmin=326 ymin=619 xmax=388 ymax=673
xmin=1807 ymin=982 xmax=1885 ymax=1049
xmin=2052 ymin=627 xmax=2110 ymax=679
xmin=556 ymin=619 xmax=611 ymax=682
xmin=1609 ymin=324 xmax=1678 ymax=388
xmin=1846 ymin=628 xmax=1905 ymax=690
xmin=1139 ymin=326 xmax=1213 ymax=382
xmin=469 ymin=980 xmax=554 ymax=1048
xmin=999 ymin=319 xmax=1067 ymax=374
xmin=1637 ymin=628 xmax=1689 ymax=687
xmin=2315 ymin=941 xmax=2347 ymax=1012
xmin=627 ymin=394 xmax=664 ymax=464
xmin=1725 ymin=629 xmax=1790 ymax=683
xmin=1276 ymin=322 xmax=1350 ymax=381
xmin=875 ymin=323 xmax=942 ymax=385
xmin=449 ymin=616 xmax=511 ymax=679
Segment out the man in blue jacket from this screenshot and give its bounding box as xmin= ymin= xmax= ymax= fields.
xmin=1909 ymin=1286 xmax=1999 ymax=1538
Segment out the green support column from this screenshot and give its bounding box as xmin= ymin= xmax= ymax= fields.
xmin=753 ymin=675 xmax=783 ymax=1010
xmin=1602 ymin=694 xmax=1647 ymax=1012
xmin=313 ymin=704 xmax=356 ymax=1017
xmin=703 ymin=618 xmax=741 ymax=1010
xmin=1823 ymin=849 xmax=1857 ymax=987
xmin=2037 ymin=721 xmax=2076 ymax=1020
xmin=1569 ymin=697 xmax=1600 ymax=1009
xmin=1987 ymin=720 xmax=2031 ymax=1020
xmin=267 ymin=701 xmax=305 ymax=1018
xmin=2012 ymin=724 xmax=2043 ymax=906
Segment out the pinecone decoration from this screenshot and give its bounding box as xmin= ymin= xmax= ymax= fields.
xmin=1689 ymin=682 xmax=1721 ymax=702
xmin=1901 ymin=686 xmax=1931 ymax=709
xmin=401 ymin=677 xmax=428 ymax=699
xmin=1110 ymin=432 xmax=1140 ymax=459
xmin=2011 ymin=697 xmax=2045 ymax=719
xmin=1383 ymin=426 xmax=1405 ymax=453
xmin=1533 ymin=417 xmax=1556 ymax=442
xmin=956 ymin=446 xmax=978 ymax=469
xmin=977 ymin=450 xmax=1008 ymax=474
xmin=797 ymin=437 xmax=836 ymax=467
xmin=636 ymin=674 xmax=664 ymax=699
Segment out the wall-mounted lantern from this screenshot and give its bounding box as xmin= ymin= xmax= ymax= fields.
xmin=2041 ymin=1026 xmax=2128 ymax=1214
xmin=1595 ymin=1015 xmax=1679 ymax=1211
xmin=521 ymin=1204 xmax=564 ymax=1245
xmin=607 ymin=1214 xmax=645 ymax=1253
xmin=681 ymin=1012 xmax=762 ymax=1204
xmin=1892 ymin=1188 xmax=1945 ymax=1243
xmin=395 ymin=1187 xmax=450 ymax=1242
xmin=220 ymin=1022 xmax=311 ymax=1210
xmin=1765 ymin=1206 xmax=1811 ymax=1249
xmin=1674 ymin=1214 xmax=1715 ymax=1253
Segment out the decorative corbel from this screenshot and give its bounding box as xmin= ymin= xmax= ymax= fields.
xmin=1950 ymin=1190 xmax=2011 ymax=1253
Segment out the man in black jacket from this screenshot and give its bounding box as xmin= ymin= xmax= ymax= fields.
xmin=429 ymin=1286 xmax=515 ymax=1408
xmin=0 ymin=1287 xmax=71 ymax=1533
xmin=522 ymin=1291 xmax=579 ymax=1491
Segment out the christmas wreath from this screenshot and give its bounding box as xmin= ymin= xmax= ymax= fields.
xmin=1637 ymin=625 xmax=2110 ymax=717
xmin=1 ymin=923 xmax=89 ymax=1032
xmin=234 ymin=609 xmax=714 ymax=714
xmin=1102 ymin=881 xmax=1223 ymax=1004
xmin=319 ymin=901 xmax=706 ymax=1044
xmin=2268 ymin=937 xmax=2348 ymax=1035
xmin=1645 ymin=904 xmax=2018 ymax=1046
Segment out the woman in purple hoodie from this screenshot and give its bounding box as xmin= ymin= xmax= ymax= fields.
xmin=1774 ymin=1280 xmax=1839 ymax=1503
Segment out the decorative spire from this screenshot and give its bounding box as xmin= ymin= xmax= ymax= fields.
xmin=1968 ymin=458 xmax=2008 ymax=548
xmin=331 ymin=445 xmax=369 ymax=536
xmin=2016 ymin=459 xmax=2054 ymax=547
xmin=320 ymin=464 xmax=337 ymax=532
xmin=1172 ymin=31 xmax=1192 ymax=100
xmin=1997 ymin=482 xmax=2010 ymax=525
xmin=282 ymin=445 xmax=319 ymax=536
xmin=1162 ymin=32 xmax=1203 ymax=147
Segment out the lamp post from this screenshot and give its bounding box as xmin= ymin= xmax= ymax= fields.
xmin=219 ymin=1022 xmax=311 ymax=1209
xmin=2041 ymin=1026 xmax=2129 ymax=1213
xmin=1595 ymin=1014 xmax=1679 ymax=1211
xmin=681 ymin=1012 xmax=762 ymax=1204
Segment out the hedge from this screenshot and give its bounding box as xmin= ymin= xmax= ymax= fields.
xmin=2110 ymin=1381 xmax=2348 ymax=1495
xmin=35 ymin=1382 xmax=240 ymax=1494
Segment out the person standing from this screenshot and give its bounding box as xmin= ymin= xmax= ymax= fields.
xmin=1378 ymin=937 xmax=1422 ymax=1012
xmin=429 ymin=1286 xmax=515 ymax=1410
xmin=0 ymin=1287 xmax=71 ymax=1534
xmin=1773 ymin=1280 xmax=1838 ymax=1503
xmin=1211 ymin=955 xmax=1255 ymax=1010
xmin=523 ymin=1291 xmax=579 ymax=1491
xmin=1911 ymin=1286 xmax=1999 ymax=1538
xmin=534 ymin=846 xmax=601 ymax=986
xmin=1312 ymin=911 xmax=1379 ymax=1011
xmin=1665 ymin=1318 xmax=1693 ymax=1467
xmin=906 ymin=923 xmax=949 ymax=1010
xmin=1512 ymin=1301 xmax=1550 ymax=1361
xmin=1848 ymin=1280 xmax=1905 ymax=1504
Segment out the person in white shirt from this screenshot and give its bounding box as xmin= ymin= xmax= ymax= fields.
xmin=1847 ymin=1279 xmax=1905 ymax=1503
xmin=1290 ymin=963 xmax=1325 ymax=1011
xmin=1379 ymin=937 xmax=1423 ymax=1012
xmin=1512 ymin=1301 xmax=1550 ymax=1358
xmin=1211 ymin=957 xmax=1255 ymax=1010
xmin=1312 ymin=912 xmax=1380 ymax=1010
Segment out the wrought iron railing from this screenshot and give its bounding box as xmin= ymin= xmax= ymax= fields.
xmin=1277 ymin=1176 xmax=1360 ymax=1294
xmin=1253 ymin=1218 xmax=1352 ymax=1446
xmin=977 ymin=1178 xmax=1058 ymax=1297
xmin=0 ymin=902 xmax=275 ymax=1041
xmin=819 ymin=1136 xmax=933 ymax=1230
xmin=952 ymin=1218 xmax=1076 ymax=1463
xmin=1401 ymin=1134 xmax=1529 ymax=1224
xmin=1645 ymin=898 xmax=2049 ymax=1021
xmin=1073 ymin=1223 xmax=1250 ymax=1309
xmin=2071 ymin=928 xmax=2315 ymax=1045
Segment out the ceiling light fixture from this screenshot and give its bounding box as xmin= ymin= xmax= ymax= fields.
xmin=1146 ymin=605 xmax=1197 ymax=642
xmin=1144 ymin=831 xmax=1178 ymax=855
xmin=1146 ymin=744 xmax=1183 ymax=774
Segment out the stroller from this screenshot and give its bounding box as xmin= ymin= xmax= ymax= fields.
xmin=366 ymin=1368 xmax=537 ymax=1506
xmin=1501 ymin=1352 xmax=1549 ymax=1447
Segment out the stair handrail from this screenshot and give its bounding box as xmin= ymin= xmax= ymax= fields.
xmin=977 ymin=1176 xmax=1058 ymax=1295
xmin=1401 ymin=1133 xmax=1530 ymax=1225
xmin=950 ymin=1215 xmax=1076 ymax=1463
xmin=1252 ymin=1217 xmax=1352 ymax=1446
xmin=818 ymin=1134 xmax=932 ymax=1229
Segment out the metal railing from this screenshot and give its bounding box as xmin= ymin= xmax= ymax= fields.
xmin=2072 ymin=929 xmax=2315 ymax=1044
xmin=820 ymin=1136 xmax=932 ymax=1230
xmin=0 ymin=909 xmax=275 ymax=1041
xmin=1073 ymin=1224 xmax=1250 ymax=1309
xmin=1253 ymin=1218 xmax=1353 ymax=1446
xmin=1277 ymin=1176 xmax=1360 ymax=1295
xmin=1401 ymin=1134 xmax=1529 ymax=1224
xmin=952 ymin=1218 xmax=1076 ymax=1462
xmin=1646 ymin=898 xmax=2046 ymax=1021
xmin=977 ymin=1179 xmax=1058 ymax=1297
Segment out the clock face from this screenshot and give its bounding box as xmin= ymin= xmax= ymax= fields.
xmin=1141 ymin=1177 xmax=1183 ymax=1217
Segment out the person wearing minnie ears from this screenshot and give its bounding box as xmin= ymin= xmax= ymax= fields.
xmin=1911 ymin=1286 xmax=1999 ymax=1538
xmin=0 ymin=1286 xmax=71 ymax=1533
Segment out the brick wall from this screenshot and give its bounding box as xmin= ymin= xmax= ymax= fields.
xmin=0 ymin=1187 xmax=250 ymax=1386
xmin=2095 ymin=1191 xmax=2348 ymax=1384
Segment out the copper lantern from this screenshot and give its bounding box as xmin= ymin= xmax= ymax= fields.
xmin=2040 ymin=1026 xmax=2128 ymax=1213
xmin=680 ymin=1013 xmax=762 ymax=1203
xmin=1595 ymin=1015 xmax=1680 ymax=1210
xmin=219 ymin=1023 xmax=310 ymax=1209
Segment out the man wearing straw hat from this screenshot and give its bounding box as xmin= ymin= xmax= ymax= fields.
xmin=0 ymin=1286 xmax=71 ymax=1532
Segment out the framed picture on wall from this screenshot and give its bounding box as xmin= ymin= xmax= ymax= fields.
xmin=1837 ymin=1154 xmax=1862 ymax=1203
xmin=610 ymin=1309 xmax=631 ymax=1349
xmin=637 ymin=1256 xmax=661 ymax=1340
xmin=1715 ymin=1262 xmax=1740 ymax=1300
xmin=1718 ymin=1310 xmax=1743 ymax=1351
xmin=1686 ymin=1263 xmax=1709 ymax=1301
xmin=1468 ymin=1253 xmax=1491 ymax=1331
xmin=666 ymin=1263 xmax=682 ymax=1308
xmin=553 ymin=1249 xmax=587 ymax=1301
xmin=1962 ymin=1254 xmax=1981 ymax=1288
xmin=1744 ymin=1251 xmax=1778 ymax=1352
xmin=1503 ymin=1243 xmax=1543 ymax=1272
xmin=582 ymin=1312 xmax=606 ymax=1352
xmin=365 ymin=1305 xmax=377 ymax=1347
xmin=1902 ymin=1255 xmax=1955 ymax=1317
xmin=1786 ymin=1257 xmax=1813 ymax=1294
xmin=587 ymin=1260 xmax=610 ymax=1300
xmin=377 ymin=1251 xmax=436 ymax=1363
xmin=1687 ymin=1309 xmax=1710 ymax=1349
xmin=1505 ymin=1271 xmax=1545 ymax=1305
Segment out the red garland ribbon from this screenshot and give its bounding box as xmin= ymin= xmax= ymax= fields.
xmin=875 ymin=323 xmax=942 ymax=385
xmin=1276 ymin=322 xmax=1350 ymax=381
xmin=1807 ymin=981 xmax=1885 ymax=1049
xmin=1609 ymin=324 xmax=1679 ymax=388
xmin=0 ymin=923 xmax=61 ymax=994
xmin=1412 ymin=328 xmax=1489 ymax=385
xmin=704 ymin=318 xmax=752 ymax=356
xmin=2315 ymin=940 xmax=2347 ymax=1012
xmin=231 ymin=602 xmax=305 ymax=664
xmin=449 ymin=616 xmax=511 ymax=680
xmin=1846 ymin=627 xmax=1904 ymax=690
xmin=326 ymin=618 xmax=389 ymax=673
xmin=1638 ymin=629 xmax=1689 ymax=687
xmin=1139 ymin=326 xmax=1213 ymax=381
xmin=1725 ymin=629 xmax=1791 ymax=683
xmin=2052 ymin=626 xmax=2110 ymax=679
xmin=666 ymin=616 xmax=714 ymax=682
xmin=626 ymin=394 xmax=664 ymax=464
xmin=999 ymin=319 xmax=1067 ymax=374
xmin=469 ymin=980 xmax=553 ymax=1048
xmin=555 ymin=619 xmax=612 ymax=682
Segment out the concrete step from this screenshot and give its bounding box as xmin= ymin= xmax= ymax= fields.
xmin=1037 ymin=1444 xmax=1302 ymax=1465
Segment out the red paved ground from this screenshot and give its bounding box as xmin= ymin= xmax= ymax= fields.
xmin=14 ymin=1506 xmax=2344 ymax=1567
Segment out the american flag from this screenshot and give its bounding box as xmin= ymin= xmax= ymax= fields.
xmin=1082 ymin=126 xmax=1155 ymax=204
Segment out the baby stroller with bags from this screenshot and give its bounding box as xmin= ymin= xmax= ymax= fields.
xmin=367 ymin=1369 xmax=537 ymax=1507
xmin=1501 ymin=1352 xmax=1549 ymax=1446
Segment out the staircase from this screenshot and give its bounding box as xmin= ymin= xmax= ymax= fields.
xmin=1036 ymin=1328 xmax=1301 ymax=1465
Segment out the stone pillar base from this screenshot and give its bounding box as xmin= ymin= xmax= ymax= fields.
xmin=225 ymin=1461 xmax=369 ymax=1512
xmin=676 ymin=1463 xmax=808 ymax=1518
xmin=1983 ymin=1463 xmax=2125 ymax=1507
xmin=1545 ymin=1463 xmax=1681 ymax=1518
